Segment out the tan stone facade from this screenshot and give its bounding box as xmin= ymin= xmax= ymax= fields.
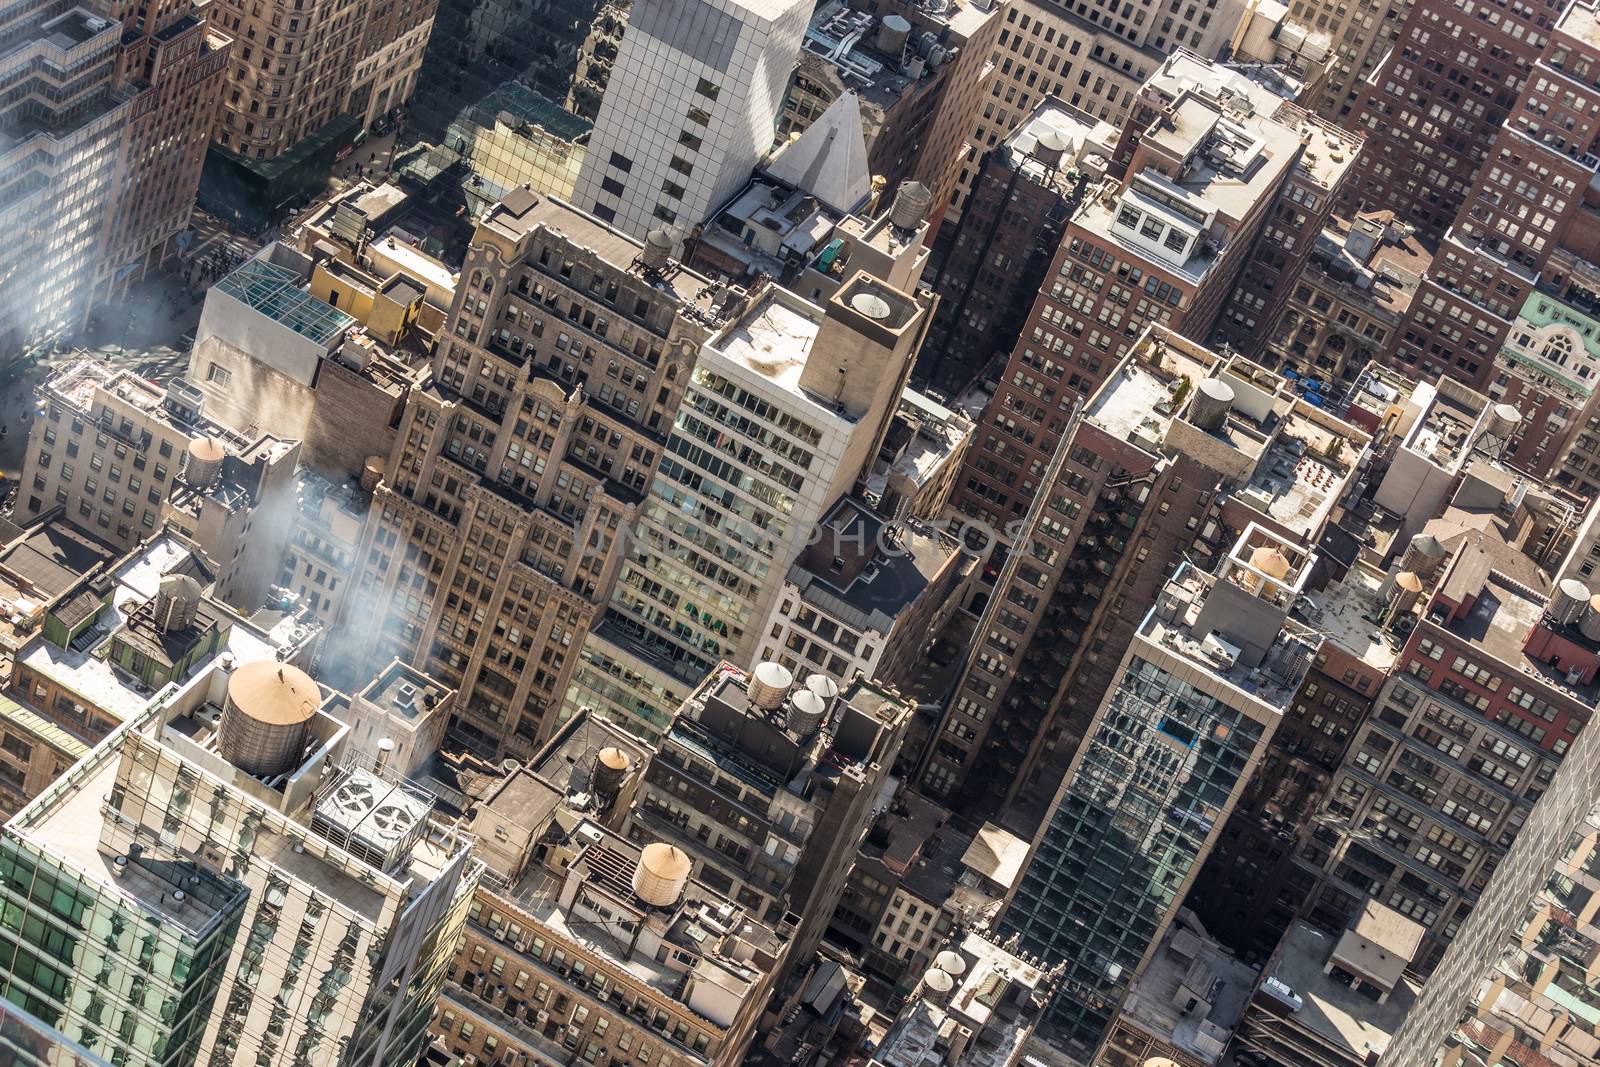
xmin=209 ymin=0 xmax=435 ymax=161
xmin=336 ymin=190 xmax=731 ymax=755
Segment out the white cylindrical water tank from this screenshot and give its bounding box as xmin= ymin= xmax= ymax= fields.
xmin=153 ymin=573 xmax=203 ymax=632
xmin=805 ymin=673 xmax=839 ymax=704
xmin=1033 ymin=127 xmax=1071 ymax=167
xmin=594 ymin=747 xmax=631 ymax=800
xmin=747 ymin=661 xmax=793 ymax=710
xmin=185 ymin=436 xmax=225 ymax=486
xmin=1389 ymin=570 xmax=1424 ymax=617
xmin=641 ymin=228 xmax=673 ymax=270
xmin=1401 ymin=534 xmax=1447 ymax=577
xmin=361 ymin=455 xmax=385 ymax=492
xmin=891 ymin=181 xmax=933 ymax=230
xmin=1486 ymin=402 xmax=1522 ymax=442
xmin=1580 ymin=594 xmax=1600 ymax=643
xmin=632 ymin=842 xmax=691 ymax=907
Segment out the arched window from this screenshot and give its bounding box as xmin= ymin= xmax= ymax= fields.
xmin=1540 ymin=332 xmax=1576 ymax=366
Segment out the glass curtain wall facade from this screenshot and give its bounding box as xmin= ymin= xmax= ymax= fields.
xmin=0 ymin=999 xmax=117 ymax=1067
xmin=404 ymin=0 xmax=617 ymax=198
xmin=0 ymin=4 xmax=130 ymax=357
xmin=0 ymin=744 xmax=247 ymax=1067
xmin=1004 ymin=653 xmax=1267 ymax=1055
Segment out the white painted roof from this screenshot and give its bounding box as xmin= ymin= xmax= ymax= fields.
xmin=765 ymin=91 xmax=871 ymax=214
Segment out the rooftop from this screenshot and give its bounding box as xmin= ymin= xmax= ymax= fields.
xmin=1120 ymin=919 xmax=1257 ymax=1065
xmin=900 ymin=814 xmax=975 ymax=906
xmin=1144 ymin=50 xmax=1360 ymax=188
xmin=711 ymin=289 xmax=822 ymax=394
xmin=0 ymin=517 xmax=118 ymax=647
xmin=768 ymin=79 xmax=871 ymax=214
xmin=1413 ymin=386 xmax=1487 ymax=469
xmin=478 ymin=189 xmax=730 ymax=323
xmin=214 ymin=257 xmax=357 ymax=346
xmin=870 ymin=388 xmax=973 ymax=491
xmin=1344 ymin=362 xmax=1424 ymax=425
xmin=1292 ymin=562 xmax=1399 ymax=670
xmin=481 ymin=818 xmax=781 ymax=1022
xmin=1086 ymin=330 xmax=1222 ymax=444
xmin=1307 ymin=215 xmax=1430 ymax=317
xmin=528 ymin=709 xmax=652 ymax=799
xmin=1430 ymin=546 xmax=1586 ymax=693
xmin=1141 ymin=561 xmax=1318 ymax=713
xmin=1257 ymin=920 xmax=1419 ymax=1060
xmin=16 ymin=752 xmax=246 ymax=939
xmin=1002 ymin=101 xmax=1117 ymax=190
xmin=788 ymin=501 xmax=963 ymax=632
xmin=700 ymin=178 xmax=844 ymax=282
xmin=15 ymin=536 xmax=289 ymax=727
xmin=1083 ymin=53 xmax=1357 ymax=283
xmin=360 ymin=661 xmax=448 ymax=724
xmin=1558 ymin=0 xmax=1600 ymax=48
xmin=959 ymin=823 xmax=1029 ymax=892
xmin=1089 ymin=328 xmax=1364 ymax=538
xmin=0 ymin=518 xmax=116 ymax=603
xmin=876 ymin=931 xmax=1049 ymax=1067
xmin=669 ymin=664 xmax=910 ymax=806
xmin=863 ymin=792 xmax=949 ymax=879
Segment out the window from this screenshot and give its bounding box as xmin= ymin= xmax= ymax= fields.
xmin=608 ymin=151 xmax=632 ymax=172
xmin=207 ymin=363 xmax=231 ymax=385
xmin=694 ymin=77 xmax=720 ymax=101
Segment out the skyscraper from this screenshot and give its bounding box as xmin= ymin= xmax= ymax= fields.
xmin=920 ymin=99 xmax=1116 ymax=394
xmin=921 ymin=326 xmax=1369 ymax=822
xmin=1001 ymin=527 xmax=1320 ymax=1058
xmin=0 ymin=656 xmax=478 ymax=1067
xmin=1365 ymin=0 xmax=1600 ymax=494
xmin=338 ymin=188 xmax=734 ymax=755
xmin=568 ymin=273 xmax=931 ymax=740
xmin=1379 ymin=688 xmax=1600 ymax=1067
xmin=1336 ymin=0 xmax=1550 ymax=239
xmin=625 ymin=659 xmax=912 ymax=972
xmin=571 ymin=0 xmax=812 ymax=241
xmin=0 ymin=0 xmax=229 ymax=354
xmin=952 ymin=51 xmax=1358 ymax=527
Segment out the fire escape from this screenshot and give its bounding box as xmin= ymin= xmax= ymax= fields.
xmin=955 ymin=470 xmax=1149 ymax=817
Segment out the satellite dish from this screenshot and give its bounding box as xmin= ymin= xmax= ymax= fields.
xmin=851 ymin=292 xmax=892 ymax=320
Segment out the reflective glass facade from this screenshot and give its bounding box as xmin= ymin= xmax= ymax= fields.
xmin=0 ymin=999 xmax=115 ymax=1067
xmin=1003 ymin=654 xmax=1267 ymax=1055
xmin=404 ymin=0 xmax=615 ymax=196
xmin=0 ymin=834 xmax=244 ymax=1067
